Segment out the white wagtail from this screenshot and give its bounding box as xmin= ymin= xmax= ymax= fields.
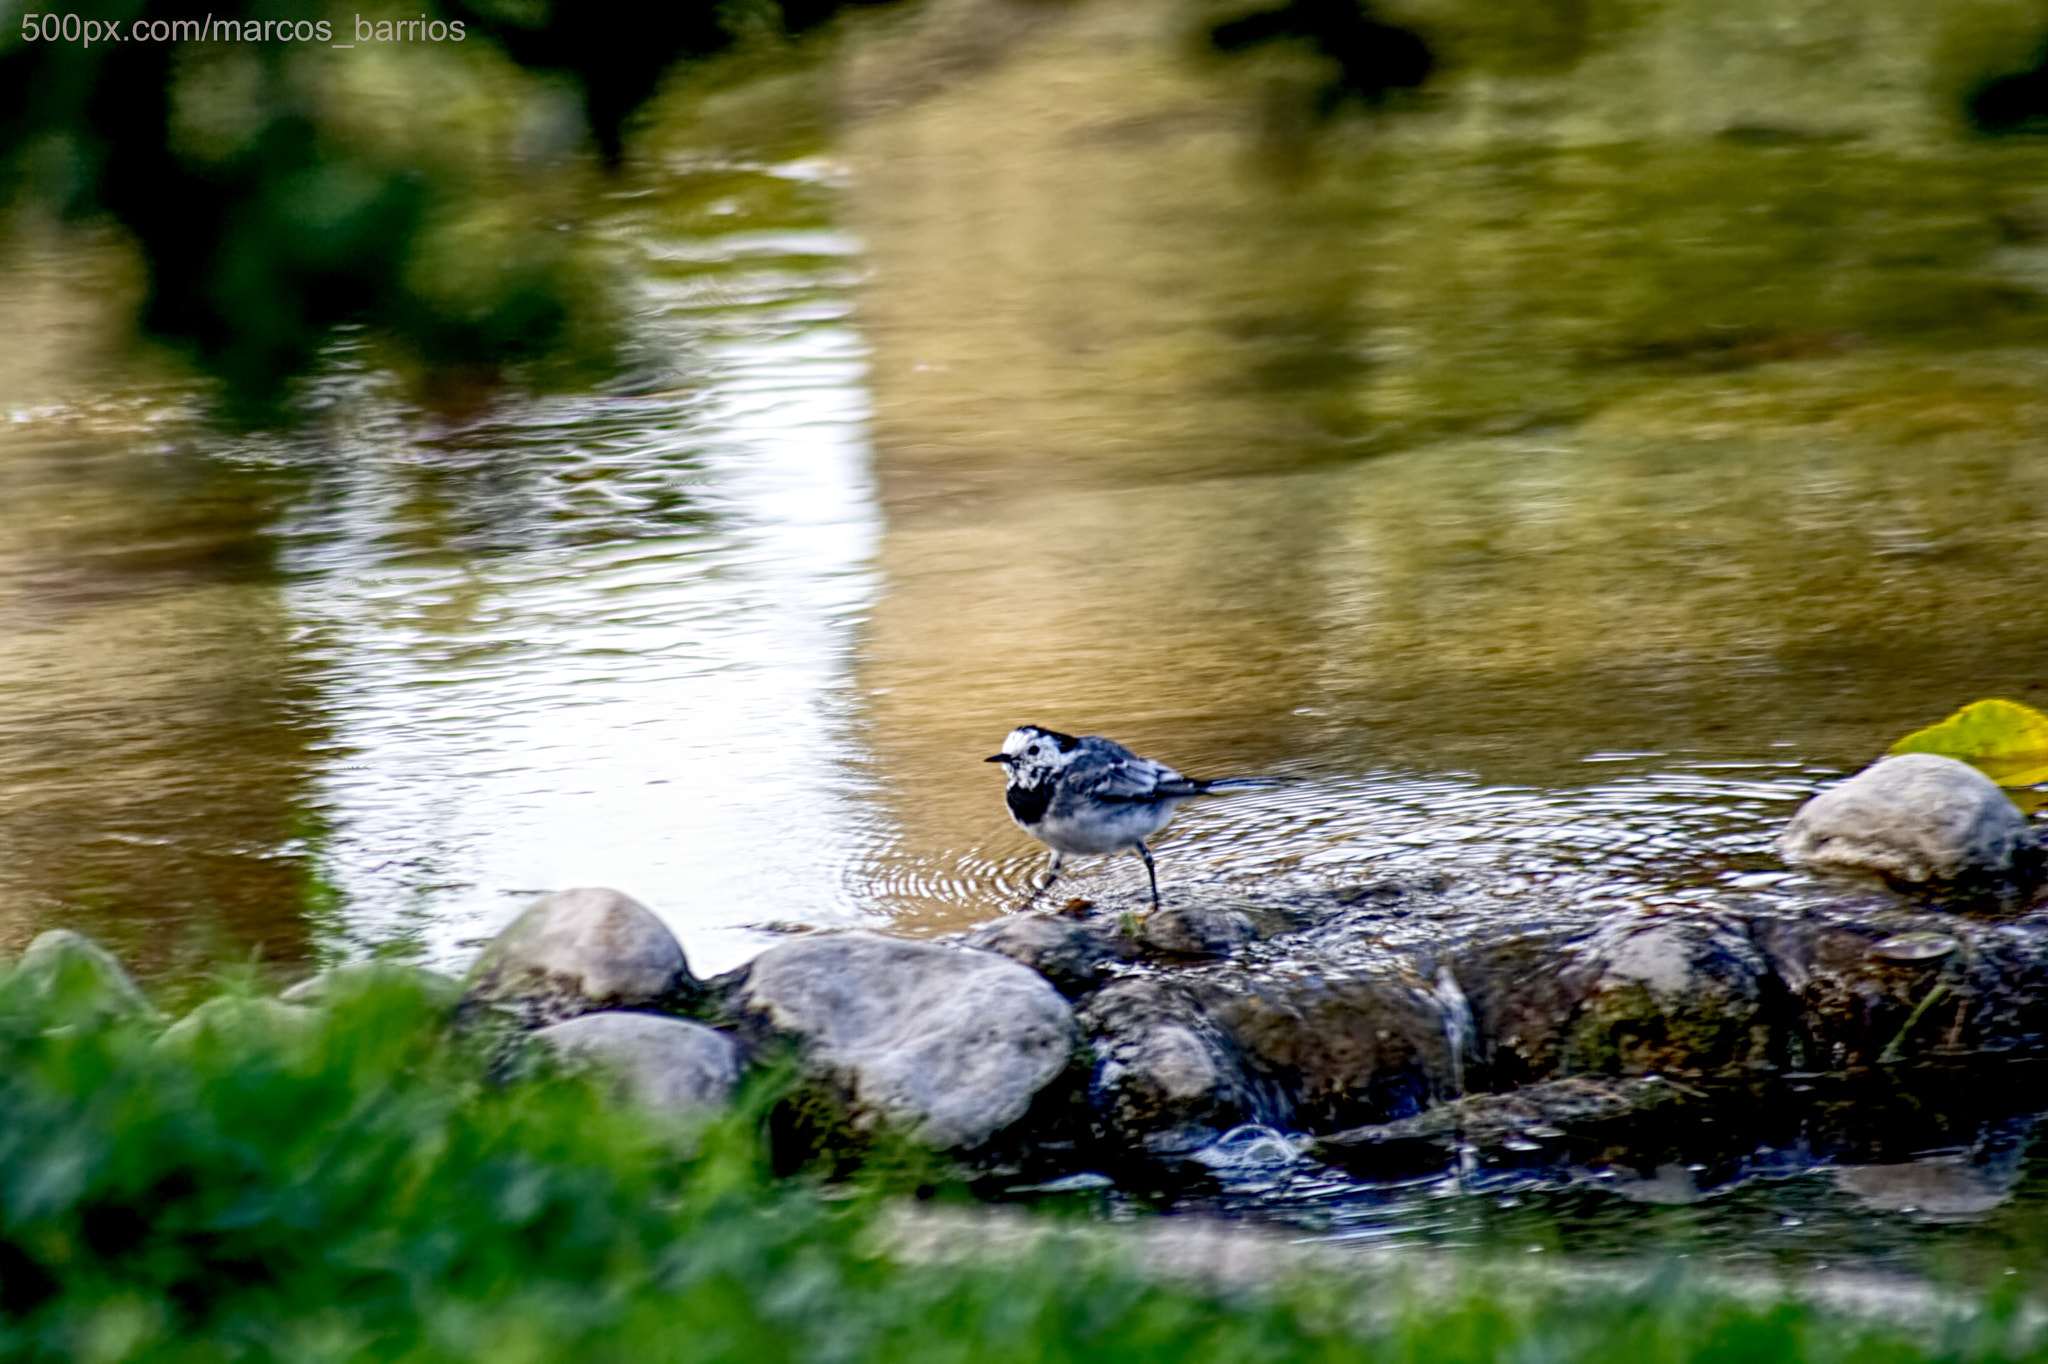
xmin=984 ymin=725 xmax=1277 ymax=912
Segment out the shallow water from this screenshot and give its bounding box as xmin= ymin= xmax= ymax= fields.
xmin=8 ymin=0 xmax=2048 ymax=1280
xmin=1087 ymin=1056 xmax=2048 ymax=1283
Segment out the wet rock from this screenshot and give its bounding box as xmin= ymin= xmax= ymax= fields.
xmin=8 ymin=930 xmax=158 ymax=1027
xmin=530 ymin=1011 xmax=742 ymax=1116
xmin=1451 ymin=930 xmax=1594 ymax=1088
xmin=1079 ymin=978 xmax=1271 ymax=1154
xmin=1072 ymin=895 xmax=2048 ymax=1161
xmin=1141 ymin=902 xmax=1255 ymax=958
xmin=1561 ymin=911 xmax=1773 ymax=1076
xmin=1754 ymin=913 xmax=2048 ymax=1069
xmin=1451 ymin=912 xmax=1773 ymax=1084
xmin=1078 ymin=961 xmax=1462 ymax=1149
xmin=1192 ymin=968 xmax=1460 ymax=1129
xmin=1867 ymin=932 xmax=1959 ymax=963
xmin=282 ymin=961 xmax=464 ymax=1009
xmin=159 ymin=996 xmax=320 ymax=1055
xmin=461 ymin=887 xmax=694 ymax=1027
xmin=1778 ymin=753 xmax=2032 ymax=886
xmin=1331 ymin=871 xmax=1454 ymax=908
xmin=729 ymin=932 xmax=1074 ymax=1150
xmin=1319 ymin=1074 xmax=1674 ymax=1149
xmin=960 ymin=912 xmax=1136 ymax=995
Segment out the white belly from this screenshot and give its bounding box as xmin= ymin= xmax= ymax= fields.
xmin=1030 ymin=798 xmax=1182 ymax=855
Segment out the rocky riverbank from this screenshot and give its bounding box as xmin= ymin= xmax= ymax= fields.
xmin=24 ymin=753 xmax=2048 ymax=1200
xmin=437 ymin=753 xmax=2048 ymax=1190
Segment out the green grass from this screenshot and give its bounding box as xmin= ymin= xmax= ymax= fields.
xmin=0 ymin=960 xmax=2027 ymax=1362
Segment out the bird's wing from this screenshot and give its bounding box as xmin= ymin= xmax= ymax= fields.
xmin=1074 ymin=749 xmax=1204 ymax=802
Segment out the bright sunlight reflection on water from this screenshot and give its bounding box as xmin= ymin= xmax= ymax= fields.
xmin=280 ymin=213 xmax=886 ymax=976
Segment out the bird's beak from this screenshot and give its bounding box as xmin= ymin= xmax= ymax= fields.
xmin=984 ymin=753 xmax=1010 ymax=764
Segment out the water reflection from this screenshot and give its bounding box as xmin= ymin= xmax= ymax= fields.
xmin=0 ymin=226 xmax=321 ymax=977
xmin=283 ymin=197 xmax=885 ymax=976
xmin=0 ymin=168 xmax=887 ymax=981
xmin=851 ymin=427 xmax=2048 ymax=933
xmin=0 ymin=424 xmax=322 ymax=978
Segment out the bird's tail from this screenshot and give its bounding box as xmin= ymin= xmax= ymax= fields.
xmin=1197 ymin=776 xmax=1285 ymax=793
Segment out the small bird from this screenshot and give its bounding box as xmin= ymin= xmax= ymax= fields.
xmin=984 ymin=725 xmax=1277 ymax=912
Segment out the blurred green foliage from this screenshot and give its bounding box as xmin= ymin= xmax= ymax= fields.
xmin=0 ymin=0 xmax=890 ymax=424
xmin=0 ymin=957 xmax=2028 ymax=1361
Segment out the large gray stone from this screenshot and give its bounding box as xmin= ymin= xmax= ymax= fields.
xmin=282 ymin=962 xmax=464 ymax=1009
xmin=1778 ymin=753 xmax=2031 ymax=885
xmin=531 ymin=1011 xmax=742 ymax=1116
xmin=732 ymin=933 xmax=1075 ymax=1150
xmin=10 ymin=930 xmax=158 ymax=1027
xmin=462 ymin=887 xmax=694 ymax=1027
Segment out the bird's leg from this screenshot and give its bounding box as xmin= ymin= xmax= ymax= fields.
xmin=1135 ymin=841 xmax=1161 ymax=914
xmin=1018 ymin=851 xmax=1063 ymax=911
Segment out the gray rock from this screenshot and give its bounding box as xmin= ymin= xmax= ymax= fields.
xmin=462 ymin=887 xmax=694 ymax=1027
xmin=1752 ymin=912 xmax=2048 ymax=1070
xmin=1078 ymin=960 xmax=1464 ymax=1150
xmin=1450 ymin=928 xmax=1594 ymax=1088
xmin=1079 ymin=978 xmax=1268 ymax=1153
xmin=1562 ymin=911 xmax=1772 ymax=1076
xmin=282 ymin=962 xmax=464 ymax=1009
xmin=960 ymin=912 xmax=1135 ymax=995
xmin=10 ymin=930 xmax=158 ymax=1026
xmin=1317 ymin=1075 xmax=1680 ymax=1155
xmin=1141 ymin=902 xmax=1255 ymax=958
xmin=1192 ymin=967 xmax=1462 ymax=1130
xmin=732 ymin=932 xmax=1075 ymax=1150
xmin=530 ymin=1011 xmax=742 ymax=1116
xmin=159 ymin=996 xmax=320 ymax=1055
xmin=1454 ymin=911 xmax=1774 ymax=1082
xmin=1778 ymin=753 xmax=2031 ymax=884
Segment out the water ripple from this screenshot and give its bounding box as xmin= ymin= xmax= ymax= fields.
xmin=277 ymin=195 xmax=889 ymax=975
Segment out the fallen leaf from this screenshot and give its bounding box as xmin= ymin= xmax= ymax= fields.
xmin=1889 ymin=698 xmax=2048 ymax=787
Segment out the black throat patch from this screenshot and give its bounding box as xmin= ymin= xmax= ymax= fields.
xmin=1005 ymin=780 xmax=1053 ymax=826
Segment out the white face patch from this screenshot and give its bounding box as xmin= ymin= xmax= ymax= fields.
xmin=1001 ymin=727 xmax=1039 ymax=759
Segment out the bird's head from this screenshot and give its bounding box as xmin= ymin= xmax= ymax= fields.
xmin=985 ymin=724 xmax=1079 ymax=782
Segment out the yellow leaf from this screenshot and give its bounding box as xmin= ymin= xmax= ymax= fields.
xmin=1889 ymin=698 xmax=2048 ymax=787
